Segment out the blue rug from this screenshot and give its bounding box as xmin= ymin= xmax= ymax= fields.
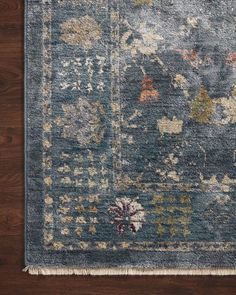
xmin=25 ymin=0 xmax=236 ymax=275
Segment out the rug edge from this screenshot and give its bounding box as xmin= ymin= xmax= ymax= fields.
xmin=22 ymin=266 xmax=236 ymax=276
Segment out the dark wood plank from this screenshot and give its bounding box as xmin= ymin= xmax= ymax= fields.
xmin=0 ymin=1 xmax=235 ymax=294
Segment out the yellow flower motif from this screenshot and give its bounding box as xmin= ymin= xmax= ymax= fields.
xmin=44 ymin=195 xmax=53 ymax=205
xmin=75 ymin=205 xmax=85 ymax=213
xmin=75 ymin=226 xmax=83 ymax=236
xmin=88 ymin=179 xmax=96 ymax=188
xmin=75 ymin=179 xmax=83 ymax=187
xmin=60 ymin=16 xmax=102 ymax=48
xmin=57 ymin=164 xmax=71 ymax=173
xmin=43 ymin=122 xmax=52 ymax=132
xmin=74 ymin=154 xmax=83 ymax=162
xmin=167 ymin=171 xmax=180 ymax=182
xmin=152 ymin=206 xmax=165 ymax=215
xmin=74 ymin=167 xmax=83 ymax=176
xmin=61 ymin=228 xmax=70 ymax=235
xmin=57 ymin=207 xmax=70 ymax=214
xmin=157 ymin=116 xmax=183 ymax=135
xmin=173 ymin=74 xmax=187 ymax=88
xmin=111 ymin=102 xmax=120 ymax=113
xmin=88 ymin=195 xmax=100 ymax=203
xmin=60 ymin=152 xmax=70 ymax=160
xmin=60 ymin=194 xmax=71 ymax=204
xmin=100 ymin=179 xmax=109 ymax=189
xmin=157 ymin=224 xmax=165 ymax=235
xmin=43 ymin=139 xmax=52 ymax=149
xmin=76 ymin=216 xmax=86 ymax=224
xmin=78 ymin=241 xmax=89 ymax=250
xmin=96 ymin=242 xmax=107 ymax=249
xmin=90 ymin=217 xmax=98 ymax=223
xmin=180 ymin=195 xmax=191 ymax=204
xmin=61 ymin=216 xmax=73 ymax=223
xmin=88 ymin=167 xmax=97 ymax=176
xmin=164 ymin=153 xmax=179 ymax=166
xmin=170 ymin=226 xmax=177 ymax=237
xmin=186 ymin=16 xmax=199 ymax=28
xmin=182 ymin=226 xmax=191 ymax=237
xmin=101 ymin=166 xmax=108 ymax=176
xmin=120 ymin=242 xmax=130 ymax=249
xmin=44 ymin=232 xmax=53 ymax=243
xmin=44 ymin=176 xmax=52 ymax=186
xmin=42 ymin=85 xmax=51 ymax=97
xmin=190 ymin=86 xmax=215 ymax=124
xmin=89 ymin=207 xmax=98 ymax=214
xmin=88 ymin=151 xmax=94 ymax=161
xmin=53 ymin=242 xmax=64 ymax=250
xmin=165 ymin=196 xmax=176 ymax=203
xmin=133 ymin=0 xmax=153 ymax=6
xmin=43 ymin=156 xmax=52 ymax=169
xmin=151 ymin=194 xmax=164 ymax=204
xmin=60 ymin=177 xmax=72 ymax=184
xmin=45 ymin=213 xmax=53 ymax=224
xmin=89 ymin=225 xmax=97 ymax=234
xmin=100 ymin=154 xmax=107 ymax=163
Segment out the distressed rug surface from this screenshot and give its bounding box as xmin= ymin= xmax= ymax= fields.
xmin=25 ymin=0 xmax=236 ymax=275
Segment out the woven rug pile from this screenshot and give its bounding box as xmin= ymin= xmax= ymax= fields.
xmin=25 ymin=0 xmax=236 ymax=275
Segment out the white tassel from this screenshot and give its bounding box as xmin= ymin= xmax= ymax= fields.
xmin=22 ymin=266 xmax=236 ymax=276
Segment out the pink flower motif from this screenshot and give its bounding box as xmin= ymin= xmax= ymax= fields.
xmin=108 ymin=197 xmax=145 ymax=234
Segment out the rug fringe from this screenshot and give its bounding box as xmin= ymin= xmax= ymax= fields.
xmin=22 ymin=266 xmax=236 ymax=276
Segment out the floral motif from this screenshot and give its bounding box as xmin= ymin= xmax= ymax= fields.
xmin=108 ymin=197 xmax=145 ymax=234
xmin=225 ymin=52 xmax=236 ymax=67
xmin=121 ymin=21 xmax=164 ymax=57
xmin=139 ymin=75 xmax=159 ymax=102
xmin=190 ymin=85 xmax=215 ymax=124
xmin=133 ymin=0 xmax=153 ymax=6
xmin=157 ymin=116 xmax=183 ymax=135
xmin=60 ymin=16 xmax=102 ymax=48
xmin=56 ymin=98 xmax=105 ymax=146
xmin=213 ymin=86 xmax=236 ymax=125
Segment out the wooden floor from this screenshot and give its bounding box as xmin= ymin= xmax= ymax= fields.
xmin=0 ymin=1 xmax=235 ymax=294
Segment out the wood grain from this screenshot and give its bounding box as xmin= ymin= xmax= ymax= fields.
xmin=0 ymin=1 xmax=235 ymax=294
